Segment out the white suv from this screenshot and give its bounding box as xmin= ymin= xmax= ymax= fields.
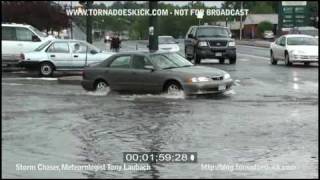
xmin=1 ymin=23 xmax=54 ymax=66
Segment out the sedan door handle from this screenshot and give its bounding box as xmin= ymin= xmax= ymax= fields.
xmin=74 ymin=55 xmax=78 ymax=58
xmin=50 ymin=55 xmax=55 ymax=57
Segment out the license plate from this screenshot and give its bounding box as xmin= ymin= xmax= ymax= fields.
xmin=215 ymin=52 xmax=222 ymax=56
xmin=218 ymin=85 xmax=226 ymax=91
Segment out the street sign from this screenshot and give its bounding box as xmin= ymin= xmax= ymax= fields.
xmin=282 ymin=1 xmax=307 ymax=6
xmin=278 ymin=1 xmax=308 ymax=32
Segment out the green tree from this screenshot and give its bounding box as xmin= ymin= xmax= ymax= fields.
xmin=257 ymin=21 xmax=273 ymax=36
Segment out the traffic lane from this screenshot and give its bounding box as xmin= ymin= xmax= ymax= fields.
xmin=236 ymin=45 xmax=270 ymax=58
xmin=2 ymin=53 xmax=318 ymax=178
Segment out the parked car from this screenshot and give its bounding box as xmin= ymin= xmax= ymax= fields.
xmin=184 ymin=25 xmax=236 ymax=64
xmin=263 ymin=30 xmax=275 ymax=40
xmin=270 ymin=34 xmax=318 ymax=66
xmin=2 ymin=23 xmax=55 ymax=66
xmin=158 ymin=36 xmax=180 ymax=52
xmin=19 ymin=39 xmax=114 ymax=76
xmin=289 ymin=26 xmax=318 ymax=38
xmin=81 ymin=51 xmax=233 ymax=95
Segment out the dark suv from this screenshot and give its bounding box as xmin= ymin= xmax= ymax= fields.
xmin=184 ymin=25 xmax=236 ymax=64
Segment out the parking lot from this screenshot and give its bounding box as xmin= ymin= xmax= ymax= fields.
xmin=2 ymin=41 xmax=318 ymax=178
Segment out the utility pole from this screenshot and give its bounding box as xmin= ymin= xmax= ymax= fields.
xmin=79 ymin=1 xmax=93 ymax=43
xmin=70 ymin=1 xmax=73 ymax=39
xmin=86 ymin=1 xmax=93 ymax=43
xmin=239 ymin=1 xmax=243 ymax=40
xmin=149 ymin=1 xmax=158 ymax=51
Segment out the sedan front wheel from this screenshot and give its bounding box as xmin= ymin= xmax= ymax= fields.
xmin=95 ymin=80 xmax=111 ymax=95
xmin=270 ymin=51 xmax=277 ymax=65
xmin=285 ymin=54 xmax=292 ymax=66
xmin=165 ymin=81 xmax=183 ymax=95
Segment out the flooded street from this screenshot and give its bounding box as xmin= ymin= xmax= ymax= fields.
xmin=2 ymin=44 xmax=318 ymax=178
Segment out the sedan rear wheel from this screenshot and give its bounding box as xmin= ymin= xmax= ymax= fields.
xmin=40 ymin=62 xmax=54 ymax=77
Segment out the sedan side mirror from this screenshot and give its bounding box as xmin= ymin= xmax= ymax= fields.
xmin=187 ymin=34 xmax=193 ymax=39
xmin=144 ymin=65 xmax=154 ymax=71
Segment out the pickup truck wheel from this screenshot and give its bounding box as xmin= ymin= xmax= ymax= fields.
xmin=229 ymin=57 xmax=236 ymax=64
xmin=194 ymin=53 xmax=201 ymax=64
xmin=39 ymin=62 xmax=54 ymax=77
xmin=219 ymin=58 xmax=225 ymax=64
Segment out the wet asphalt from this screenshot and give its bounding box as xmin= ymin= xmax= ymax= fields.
xmin=2 ymin=41 xmax=318 ymax=178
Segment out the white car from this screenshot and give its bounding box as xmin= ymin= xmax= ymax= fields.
xmin=2 ymin=23 xmax=55 ymax=66
xmin=263 ymin=30 xmax=274 ymax=39
xmin=270 ymin=34 xmax=318 ymax=66
xmin=158 ymin=36 xmax=180 ymax=52
xmin=19 ymin=39 xmax=114 ymax=76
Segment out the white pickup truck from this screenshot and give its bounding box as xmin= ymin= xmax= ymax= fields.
xmin=2 ymin=23 xmax=54 ymax=67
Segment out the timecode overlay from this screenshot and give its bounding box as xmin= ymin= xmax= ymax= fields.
xmin=123 ymin=152 xmax=198 ymax=163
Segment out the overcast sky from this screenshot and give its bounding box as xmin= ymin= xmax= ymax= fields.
xmin=58 ymin=1 xmax=223 ymax=8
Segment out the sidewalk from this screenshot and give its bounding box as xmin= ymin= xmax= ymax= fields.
xmin=236 ymin=39 xmax=271 ymax=48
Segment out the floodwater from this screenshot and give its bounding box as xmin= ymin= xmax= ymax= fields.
xmin=2 ymin=43 xmax=318 ymax=178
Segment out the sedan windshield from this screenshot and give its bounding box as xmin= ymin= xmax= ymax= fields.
xmin=159 ymin=36 xmax=176 ymax=44
xmin=34 ymin=40 xmax=52 ymax=51
xmin=149 ymin=53 xmax=193 ymax=69
xmin=196 ymin=27 xmax=230 ymax=38
xmin=287 ymin=37 xmax=318 ymax=45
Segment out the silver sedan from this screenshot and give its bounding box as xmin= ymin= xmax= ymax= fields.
xmin=19 ymin=39 xmax=114 ymax=76
xmin=81 ymin=51 xmax=233 ymax=95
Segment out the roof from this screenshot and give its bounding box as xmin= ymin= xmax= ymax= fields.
xmin=215 ymin=21 xmax=241 ymax=30
xmin=46 ymin=39 xmax=88 ymax=43
xmin=244 ymin=14 xmax=278 ymax=25
xmin=2 ymin=23 xmax=32 ymax=27
xmin=159 ymin=35 xmax=174 ymax=38
xmin=189 ymin=25 xmax=229 ymax=29
xmin=283 ymin=34 xmax=315 ymax=38
xmin=293 ymin=26 xmax=318 ymax=30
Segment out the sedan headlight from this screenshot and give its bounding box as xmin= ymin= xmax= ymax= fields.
xmin=198 ymin=41 xmax=208 ymax=47
xmin=189 ymin=76 xmax=210 ymax=83
xmin=228 ymin=41 xmax=235 ymax=47
xmin=223 ymin=73 xmax=231 ymax=79
xmin=290 ymin=50 xmax=305 ymax=55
